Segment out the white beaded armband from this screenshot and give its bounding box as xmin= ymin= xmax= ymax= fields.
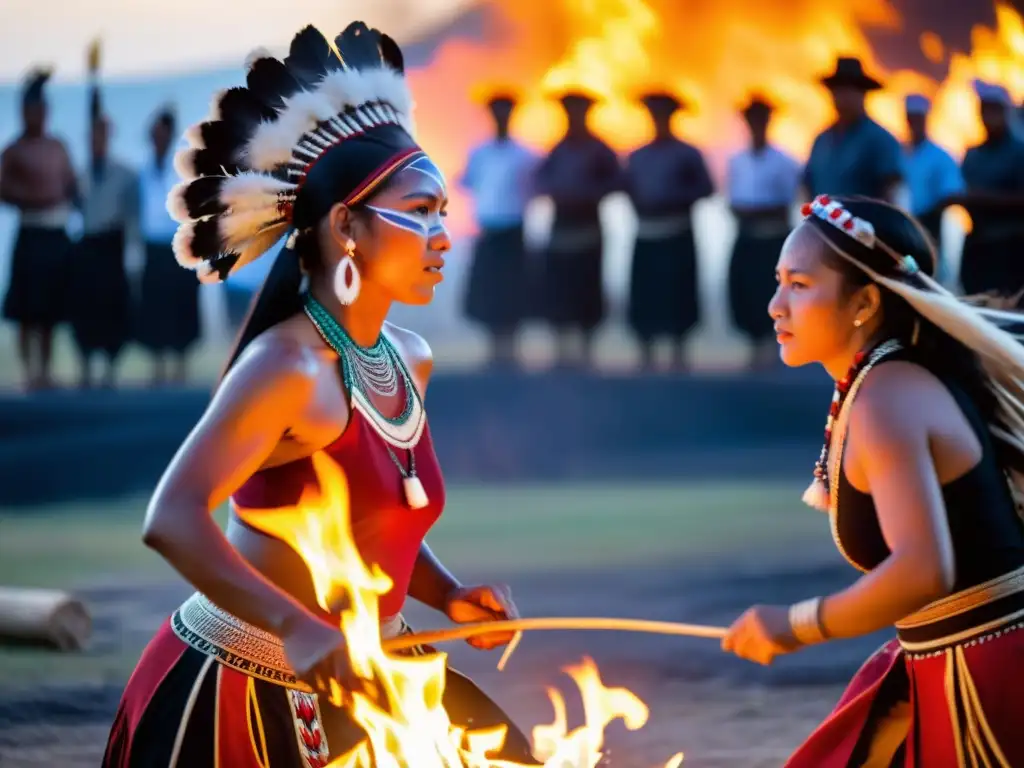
xmin=788 ymin=597 xmax=829 ymax=645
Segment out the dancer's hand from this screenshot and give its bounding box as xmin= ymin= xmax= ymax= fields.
xmin=281 ymin=611 xmax=367 ymax=701
xmin=721 ymin=605 xmax=799 ymax=666
xmin=444 ymin=583 xmax=519 ymax=649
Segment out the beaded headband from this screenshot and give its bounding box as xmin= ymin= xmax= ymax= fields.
xmin=800 ymin=194 xmax=921 ymax=277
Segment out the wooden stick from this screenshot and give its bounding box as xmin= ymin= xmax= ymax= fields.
xmin=0 ymin=588 xmax=92 ymax=651
xmin=383 ymin=617 xmax=727 ymax=652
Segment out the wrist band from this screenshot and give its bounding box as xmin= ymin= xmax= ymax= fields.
xmin=789 ymin=596 xmax=829 ymax=645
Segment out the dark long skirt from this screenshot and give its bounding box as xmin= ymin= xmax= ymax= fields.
xmin=627 ymin=230 xmax=699 ymax=341
xmin=464 ymin=223 xmax=529 ymax=333
xmin=727 ymin=228 xmax=788 ymax=342
xmin=786 ymin=576 xmax=1024 ymax=767
xmin=1 ymin=224 xmax=71 ymax=327
xmin=68 ymin=228 xmax=131 ymax=358
xmin=959 ymin=230 xmax=1024 ymax=304
xmin=104 ymin=611 xmax=537 ymax=766
xmin=136 ymin=242 xmax=200 ymax=353
xmin=540 ymin=222 xmax=605 ymax=332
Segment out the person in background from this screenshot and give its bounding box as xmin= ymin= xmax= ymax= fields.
xmin=902 ymin=93 xmax=963 ymax=285
xmin=534 ymin=91 xmax=624 ymax=369
xmin=69 ymin=83 xmax=138 ymax=388
xmin=459 ymin=90 xmax=539 ymax=368
xmin=726 ymin=95 xmax=801 ymax=369
xmin=953 ymin=80 xmax=1024 ymax=303
xmin=135 ymin=107 xmax=200 ymax=385
xmin=0 ymin=69 xmax=77 ymax=391
xmin=803 ymin=57 xmax=903 ymax=203
xmin=624 ymin=91 xmax=713 ymax=372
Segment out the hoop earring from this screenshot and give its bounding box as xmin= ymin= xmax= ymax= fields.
xmin=334 ymin=238 xmax=361 ymax=305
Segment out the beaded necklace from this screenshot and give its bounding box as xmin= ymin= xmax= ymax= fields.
xmin=802 ymin=339 xmax=903 ymax=512
xmin=303 ymin=295 xmax=428 ymax=509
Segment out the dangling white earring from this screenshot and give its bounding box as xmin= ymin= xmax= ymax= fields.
xmin=334 ymin=238 xmax=361 ymax=305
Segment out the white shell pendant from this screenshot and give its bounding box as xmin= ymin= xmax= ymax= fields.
xmin=403 ymin=475 xmax=429 ymax=509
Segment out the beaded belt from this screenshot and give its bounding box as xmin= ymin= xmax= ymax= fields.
xmin=171 ymin=592 xmax=414 ymax=690
xmin=895 ymin=564 xmax=1024 ymax=654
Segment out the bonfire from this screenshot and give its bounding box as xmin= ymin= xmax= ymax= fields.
xmin=244 ymin=451 xmax=685 ymax=767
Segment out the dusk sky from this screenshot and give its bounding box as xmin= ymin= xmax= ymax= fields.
xmin=0 ymin=0 xmax=473 ymax=82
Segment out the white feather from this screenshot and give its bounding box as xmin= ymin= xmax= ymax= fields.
xmin=241 ymin=66 xmax=416 ymax=171
xmin=165 ymin=180 xmax=193 ymax=222
xmin=220 ymin=172 xmax=296 ymax=213
xmin=183 ymin=123 xmax=205 ymax=149
xmin=244 ymin=47 xmax=274 ymax=71
xmin=173 ymin=149 xmax=199 ymax=181
xmin=207 ymin=89 xmax=228 ymax=121
xmin=220 ymin=208 xmax=285 ymax=249
xmin=227 ymin=222 xmax=291 ymax=275
xmin=196 ymin=261 xmax=223 ymax=284
xmin=172 ymin=223 xmax=201 ymax=269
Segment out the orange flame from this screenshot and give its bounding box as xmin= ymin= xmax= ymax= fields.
xmin=406 ymin=1 xmax=1024 ymax=234
xmin=241 ymin=452 xmax=683 ymax=766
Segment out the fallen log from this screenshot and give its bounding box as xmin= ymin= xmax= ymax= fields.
xmin=0 ymin=588 xmax=91 ymax=651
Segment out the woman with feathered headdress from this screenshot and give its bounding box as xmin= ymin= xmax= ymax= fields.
xmin=102 ymin=22 xmax=536 ymax=766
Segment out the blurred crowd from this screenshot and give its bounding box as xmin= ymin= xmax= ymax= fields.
xmin=460 ymin=56 xmax=1024 ymax=371
xmin=2 ymin=51 xmax=1024 ymax=390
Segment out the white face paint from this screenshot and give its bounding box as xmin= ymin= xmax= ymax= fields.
xmin=364 ymin=205 xmax=429 ymax=236
xmin=364 ymin=155 xmax=448 ymax=239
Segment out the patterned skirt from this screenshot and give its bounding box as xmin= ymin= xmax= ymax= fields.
xmin=785 ymin=565 xmax=1024 ymax=767
xmin=102 ymin=593 xmax=537 ymax=767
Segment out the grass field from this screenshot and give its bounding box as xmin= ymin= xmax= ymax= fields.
xmin=0 ymin=481 xmax=828 ymax=688
xmin=0 ymin=481 xmax=821 ymax=590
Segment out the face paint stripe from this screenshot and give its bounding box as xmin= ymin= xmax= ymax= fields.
xmin=407 ymin=157 xmax=447 ymax=191
xmin=365 ymin=205 xmax=429 ymax=236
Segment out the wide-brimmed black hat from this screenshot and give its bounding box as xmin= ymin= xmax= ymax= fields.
xmin=556 ymin=89 xmax=600 ymax=108
xmin=639 ymin=90 xmax=686 ymax=116
xmin=740 ymin=94 xmax=775 ymax=118
xmin=820 ymin=57 xmax=883 ymax=91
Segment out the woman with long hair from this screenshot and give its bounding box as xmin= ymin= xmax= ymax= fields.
xmin=722 ymin=194 xmax=1024 ymax=765
xmin=102 ymin=21 xmax=536 ymax=767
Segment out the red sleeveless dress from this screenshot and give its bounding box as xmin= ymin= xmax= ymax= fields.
xmin=102 ymin=410 xmax=454 ymax=768
xmin=233 ymin=408 xmax=446 ymax=618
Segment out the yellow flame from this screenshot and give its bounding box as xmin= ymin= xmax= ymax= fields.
xmin=407 ymin=0 xmax=1024 ymax=236
xmin=241 ymin=452 xmax=683 ymax=766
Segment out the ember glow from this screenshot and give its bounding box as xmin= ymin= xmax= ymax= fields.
xmin=406 ymin=0 xmax=1024 ymax=232
xmin=241 ymin=451 xmax=684 ymax=767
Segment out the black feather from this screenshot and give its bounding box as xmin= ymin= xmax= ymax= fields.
xmin=211 ymin=253 xmax=241 ymax=281
xmin=189 ymin=217 xmax=226 ymax=260
xmin=334 ymin=21 xmax=387 ymax=71
xmin=246 ymin=57 xmax=303 ymax=112
xmin=215 ymin=87 xmax=276 ymax=131
xmin=182 ymin=177 xmax=227 ymax=218
xmin=284 ymin=25 xmax=341 ymax=87
xmin=189 ymin=148 xmax=240 ymax=178
xmin=378 ymin=34 xmax=405 ymax=74
xmin=196 ymin=121 xmax=247 ymax=164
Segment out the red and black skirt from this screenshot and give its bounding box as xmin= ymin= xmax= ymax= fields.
xmin=786 ymin=565 xmax=1024 ymax=767
xmin=102 ymin=593 xmax=537 ymax=767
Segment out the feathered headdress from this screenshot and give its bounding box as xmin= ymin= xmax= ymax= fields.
xmin=167 ymin=22 xmax=420 ymax=283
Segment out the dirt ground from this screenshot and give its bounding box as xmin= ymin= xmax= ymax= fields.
xmin=0 ymin=554 xmax=885 ymax=767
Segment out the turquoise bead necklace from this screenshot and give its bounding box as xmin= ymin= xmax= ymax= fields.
xmin=303 ymin=294 xmax=428 ymax=508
